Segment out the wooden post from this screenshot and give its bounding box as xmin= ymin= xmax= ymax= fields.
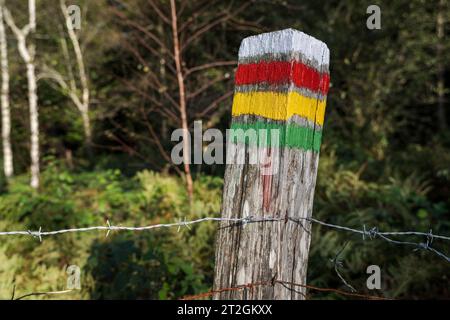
xmin=213 ymin=29 xmax=330 ymax=299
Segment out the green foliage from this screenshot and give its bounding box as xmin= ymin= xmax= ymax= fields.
xmin=308 ymin=149 xmax=450 ymax=299
xmin=84 ymin=231 xmax=207 ymax=300
xmin=0 ymin=165 xmax=220 ymax=299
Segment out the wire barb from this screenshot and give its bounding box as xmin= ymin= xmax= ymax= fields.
xmin=105 ymin=220 xmax=112 ymax=238
xmin=363 ymin=226 xmax=378 ymax=240
xmin=331 ymin=241 xmax=357 ymax=292
xmin=27 ymin=226 xmax=42 ymax=242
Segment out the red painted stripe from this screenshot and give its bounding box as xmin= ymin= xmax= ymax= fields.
xmin=235 ymin=60 xmax=330 ymax=95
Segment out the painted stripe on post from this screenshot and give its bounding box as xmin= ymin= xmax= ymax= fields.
xmin=231 ymin=91 xmax=327 ymax=126
xmin=235 ymin=60 xmax=330 ymax=95
xmin=230 ymin=121 xmax=322 ymax=151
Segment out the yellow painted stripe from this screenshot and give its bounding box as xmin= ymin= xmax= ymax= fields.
xmin=232 ymin=91 xmax=327 ymax=125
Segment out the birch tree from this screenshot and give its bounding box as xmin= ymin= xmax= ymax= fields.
xmin=0 ymin=1 xmax=13 ymax=179
xmin=436 ymin=0 xmax=446 ymax=131
xmin=111 ymin=0 xmax=254 ymax=201
xmin=169 ymin=0 xmax=193 ymax=200
xmin=3 ymin=0 xmax=39 ymax=188
xmin=39 ymin=0 xmax=91 ymax=146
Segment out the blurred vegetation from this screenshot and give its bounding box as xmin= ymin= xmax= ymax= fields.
xmin=0 ymin=162 xmax=222 ymax=299
xmin=0 ymin=0 xmax=449 ymax=299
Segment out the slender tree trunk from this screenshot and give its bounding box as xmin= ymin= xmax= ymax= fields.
xmin=436 ymin=0 xmax=446 ymax=131
xmin=61 ymin=0 xmax=92 ymax=147
xmin=27 ymin=60 xmax=39 ymax=188
xmin=4 ymin=0 xmax=39 ymax=188
xmin=0 ymin=5 xmax=13 ymax=179
xmin=157 ymin=23 xmax=169 ymax=141
xmin=37 ymin=1 xmax=91 ymax=162
xmin=80 ymin=109 xmax=91 ymax=144
xmin=170 ymin=0 xmax=194 ymax=201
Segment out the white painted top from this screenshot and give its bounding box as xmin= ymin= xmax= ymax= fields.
xmin=238 ymin=28 xmax=330 ymax=66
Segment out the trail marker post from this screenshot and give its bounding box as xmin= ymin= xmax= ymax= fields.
xmin=213 ymin=29 xmax=330 ymax=299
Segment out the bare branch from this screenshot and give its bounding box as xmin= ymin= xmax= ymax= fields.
xmin=170 ymin=0 xmax=193 ymax=200
xmin=133 ymin=35 xmax=177 ymax=75
xmin=147 ymin=0 xmax=171 ymax=25
xmin=120 ymin=38 xmax=180 ymax=111
xmin=187 ymin=74 xmax=231 ymax=100
xmin=15 ymin=289 xmax=74 ymax=300
xmin=138 ymin=104 xmax=183 ymax=177
xmin=122 ymin=79 xmax=179 ymax=122
xmin=61 ymin=0 xmax=89 ymax=112
xmin=2 ymin=8 xmax=21 ymax=37
xmin=196 ymin=90 xmax=233 ymax=118
xmin=229 ymin=17 xmax=266 ymax=33
xmin=111 ymin=7 xmax=174 ymax=61
xmin=37 ymin=64 xmax=84 ymax=112
xmin=181 ymin=1 xmax=251 ymax=52
xmin=58 ymin=27 xmax=77 ymax=93
xmin=185 ymin=60 xmax=236 ymax=77
xmin=178 ymin=0 xmax=218 ymax=34
xmin=121 ymin=37 xmax=150 ymax=67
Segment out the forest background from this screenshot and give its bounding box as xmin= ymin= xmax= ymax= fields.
xmin=0 ymin=0 xmax=449 ymax=299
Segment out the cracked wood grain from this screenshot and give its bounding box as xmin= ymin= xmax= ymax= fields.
xmin=213 ymin=29 xmax=329 ymax=300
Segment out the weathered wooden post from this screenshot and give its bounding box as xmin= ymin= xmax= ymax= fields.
xmin=213 ymin=29 xmax=330 ymax=299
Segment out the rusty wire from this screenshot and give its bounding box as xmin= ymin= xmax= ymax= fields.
xmin=180 ymin=279 xmax=391 ymax=300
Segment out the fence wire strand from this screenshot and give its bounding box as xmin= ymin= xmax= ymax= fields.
xmin=13 ymin=289 xmax=75 ymax=301
xmin=2 ymin=215 xmax=449 ymax=300
xmin=331 ymin=241 xmax=357 ymax=292
xmin=180 ymin=279 xmax=391 ymax=300
xmin=0 ymin=215 xmax=449 ymax=262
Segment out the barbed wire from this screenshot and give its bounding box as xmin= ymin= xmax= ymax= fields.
xmin=0 ymin=217 xmax=245 ymax=240
xmin=296 ymin=217 xmax=450 ymax=262
xmin=9 ymin=281 xmax=387 ymax=300
xmin=3 ymin=214 xmax=449 ymax=300
xmin=181 ymin=279 xmax=391 ymax=300
xmin=0 ymin=215 xmax=449 ymax=261
xmin=13 ymin=289 xmax=75 ymax=300
xmin=330 ymin=241 xmax=357 ymax=292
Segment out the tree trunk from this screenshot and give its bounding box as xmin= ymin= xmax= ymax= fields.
xmin=81 ymin=108 xmax=91 ymax=144
xmin=27 ymin=60 xmax=39 ymax=189
xmin=436 ymin=0 xmax=446 ymax=131
xmin=213 ymin=29 xmax=330 ymax=299
xmin=170 ymin=0 xmax=194 ymax=201
xmin=61 ymin=0 xmax=92 ymax=148
xmin=0 ymin=4 xmax=13 ymax=179
xmin=4 ymin=0 xmax=39 ymax=188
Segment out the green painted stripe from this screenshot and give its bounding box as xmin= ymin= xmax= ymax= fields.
xmin=229 ymin=121 xmax=322 ymax=151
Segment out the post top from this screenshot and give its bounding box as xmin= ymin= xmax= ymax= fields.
xmin=238 ymin=28 xmax=329 ymax=66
